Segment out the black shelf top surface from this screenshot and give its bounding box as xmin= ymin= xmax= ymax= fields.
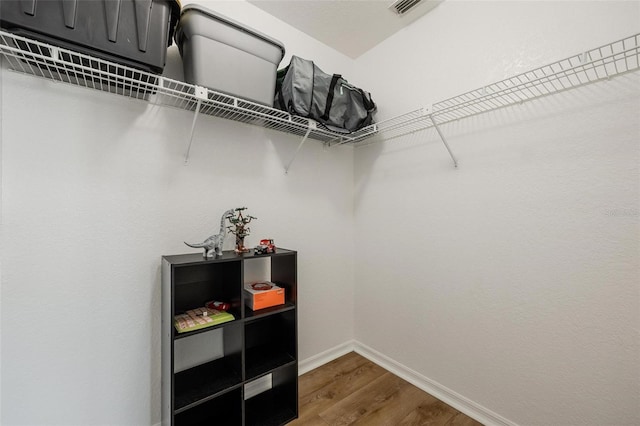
xmin=246 ymin=359 xmax=298 ymax=385
xmin=244 ymin=303 xmax=296 ymax=322
xmin=173 ymin=316 xmax=241 ymax=340
xmin=174 ymin=358 xmax=242 ymax=413
xmin=245 ymin=346 xmax=296 ymax=380
xmin=245 ymin=392 xmax=297 ymax=426
xmin=163 ymin=248 xmax=296 ymax=266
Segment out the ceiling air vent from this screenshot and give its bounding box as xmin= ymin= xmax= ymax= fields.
xmin=389 ymin=0 xmax=424 ymax=15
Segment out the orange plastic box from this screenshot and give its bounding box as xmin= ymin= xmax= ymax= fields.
xmin=244 ymin=282 xmax=285 ymax=311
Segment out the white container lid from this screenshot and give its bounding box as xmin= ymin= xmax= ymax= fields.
xmin=176 ymin=4 xmax=285 ymax=63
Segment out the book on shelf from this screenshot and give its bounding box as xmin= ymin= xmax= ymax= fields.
xmin=174 ymin=307 xmax=235 ymax=333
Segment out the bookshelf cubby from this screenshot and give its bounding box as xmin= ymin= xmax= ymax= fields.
xmin=162 ymin=249 xmax=298 ymax=425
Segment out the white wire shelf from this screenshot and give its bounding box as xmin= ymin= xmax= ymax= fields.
xmin=341 ymin=32 xmax=640 ymax=147
xmin=1 ymin=30 xmax=638 ymax=152
xmin=0 ymin=29 xmax=370 ymax=145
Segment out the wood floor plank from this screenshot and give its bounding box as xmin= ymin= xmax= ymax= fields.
xmin=290 ymin=414 xmax=330 ymax=426
xmin=298 ymin=351 xmax=371 ymax=399
xmin=445 ymin=411 xmax=484 ymax=426
xmin=350 ymin=375 xmax=440 ymax=425
xmin=318 ymin=372 xmax=417 ymax=425
xmin=290 ymin=352 xmax=483 ymax=426
xmin=291 ymin=356 xmax=387 ymax=424
xmin=398 ymin=399 xmax=462 ymax=425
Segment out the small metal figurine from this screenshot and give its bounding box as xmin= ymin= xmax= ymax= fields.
xmin=185 ymin=208 xmax=235 ymax=257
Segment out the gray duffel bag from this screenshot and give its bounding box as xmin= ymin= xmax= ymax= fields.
xmin=275 ymin=56 xmax=376 ymax=133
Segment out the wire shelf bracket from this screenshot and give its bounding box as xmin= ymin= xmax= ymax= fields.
xmin=184 ymin=85 xmax=208 ymax=164
xmin=284 ymin=121 xmax=315 ymax=174
xmin=428 ymin=109 xmax=458 ymax=168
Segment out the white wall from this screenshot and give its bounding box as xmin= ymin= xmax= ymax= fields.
xmin=353 ymin=1 xmax=639 ymax=425
xmin=0 ymin=1 xmax=355 ymax=424
xmin=2 ymin=1 xmax=639 ymax=425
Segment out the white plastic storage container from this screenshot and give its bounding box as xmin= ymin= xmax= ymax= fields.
xmin=174 ymin=4 xmax=285 ymax=106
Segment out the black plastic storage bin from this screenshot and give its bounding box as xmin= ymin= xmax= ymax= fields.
xmin=0 ymin=0 xmax=180 ymax=73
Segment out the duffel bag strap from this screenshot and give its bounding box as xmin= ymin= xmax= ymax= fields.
xmin=275 ymin=65 xmax=290 ymax=111
xmin=277 ymin=84 xmax=287 ymax=111
xmin=321 ymin=74 xmax=342 ymax=121
xmin=358 ymin=88 xmax=376 ymax=112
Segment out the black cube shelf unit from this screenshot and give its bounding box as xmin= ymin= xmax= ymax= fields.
xmin=161 ymin=249 xmax=298 ymax=426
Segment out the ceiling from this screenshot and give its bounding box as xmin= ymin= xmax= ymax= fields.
xmin=247 ymin=0 xmax=443 ymax=58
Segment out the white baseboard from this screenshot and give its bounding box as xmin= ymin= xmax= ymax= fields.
xmin=298 ymin=340 xmax=355 ymax=375
xmin=352 ymin=341 xmax=518 ymax=426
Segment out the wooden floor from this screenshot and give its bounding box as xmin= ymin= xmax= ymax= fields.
xmin=289 ymin=352 xmax=483 ymax=426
